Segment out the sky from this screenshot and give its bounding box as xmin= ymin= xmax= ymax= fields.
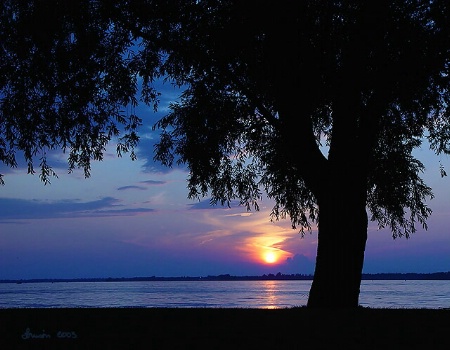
xmin=1 ymin=82 xmax=450 ymax=280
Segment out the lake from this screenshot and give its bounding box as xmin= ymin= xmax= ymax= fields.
xmin=1 ymin=280 xmax=449 ymax=309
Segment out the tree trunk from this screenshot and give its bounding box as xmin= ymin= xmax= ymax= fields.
xmin=307 ymin=187 xmax=368 ymax=308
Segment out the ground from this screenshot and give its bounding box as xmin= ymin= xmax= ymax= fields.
xmin=1 ymin=307 xmax=449 ymax=349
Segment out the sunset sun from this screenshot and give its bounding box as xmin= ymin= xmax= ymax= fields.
xmin=263 ymin=251 xmax=277 ymax=264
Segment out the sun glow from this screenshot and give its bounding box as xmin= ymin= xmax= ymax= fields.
xmin=263 ymin=251 xmax=278 ymax=264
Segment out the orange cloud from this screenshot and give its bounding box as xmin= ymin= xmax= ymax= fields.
xmin=194 ymin=206 xmax=304 ymax=266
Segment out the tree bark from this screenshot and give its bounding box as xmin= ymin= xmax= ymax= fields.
xmin=307 ymin=186 xmax=368 ymax=308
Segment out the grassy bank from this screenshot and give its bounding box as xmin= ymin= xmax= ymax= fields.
xmin=1 ymin=307 xmax=450 ymax=349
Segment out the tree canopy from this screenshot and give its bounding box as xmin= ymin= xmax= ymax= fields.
xmin=0 ymin=1 xmax=155 ymax=183
xmin=150 ymin=0 xmax=450 ymax=238
xmin=2 ymin=1 xmax=449 ymax=233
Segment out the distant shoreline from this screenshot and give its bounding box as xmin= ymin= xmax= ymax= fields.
xmin=2 ymin=271 xmax=450 ymax=283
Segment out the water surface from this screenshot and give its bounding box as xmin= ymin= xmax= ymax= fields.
xmin=1 ymin=280 xmax=449 ymax=309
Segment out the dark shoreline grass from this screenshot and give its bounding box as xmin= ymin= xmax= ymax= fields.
xmin=1 ymin=307 xmax=450 ymax=349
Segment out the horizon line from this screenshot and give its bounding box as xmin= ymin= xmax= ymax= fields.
xmin=2 ymin=271 xmax=450 ymax=283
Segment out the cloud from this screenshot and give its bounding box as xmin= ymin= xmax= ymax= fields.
xmin=0 ymin=197 xmax=154 ymax=220
xmin=116 ymin=179 xmax=166 ymax=192
xmin=0 ymin=165 xmax=17 ymax=176
xmin=134 ymin=79 xmax=188 ymax=175
xmin=283 ymin=253 xmax=315 ymax=274
xmin=140 ymin=180 xmax=166 ymax=185
xmin=86 ymin=208 xmax=155 ymax=217
xmin=0 ymin=148 xmax=71 ymax=181
xmin=117 ymin=185 xmax=147 ymax=191
xmin=135 ymin=136 xmax=188 ymax=174
xmin=224 ymin=213 xmax=253 ymax=217
xmin=188 ymin=199 xmax=242 ymax=210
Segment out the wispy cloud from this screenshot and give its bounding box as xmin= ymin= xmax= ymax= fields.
xmin=224 ymin=213 xmax=253 ymax=217
xmin=117 ymin=185 xmax=147 ymax=191
xmin=140 ymin=180 xmax=166 ymax=185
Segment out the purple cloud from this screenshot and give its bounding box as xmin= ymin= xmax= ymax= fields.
xmin=117 ymin=185 xmax=147 ymax=191
xmin=0 ymin=197 xmax=154 ymax=220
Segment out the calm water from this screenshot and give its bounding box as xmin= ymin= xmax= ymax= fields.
xmin=0 ymin=280 xmax=449 ymax=309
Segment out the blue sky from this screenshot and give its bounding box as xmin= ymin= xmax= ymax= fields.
xmin=1 ymin=82 xmax=450 ymax=280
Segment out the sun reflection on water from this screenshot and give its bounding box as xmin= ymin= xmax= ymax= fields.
xmin=261 ymin=280 xmax=279 ymax=309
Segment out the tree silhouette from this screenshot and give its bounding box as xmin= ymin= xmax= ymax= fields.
xmin=1 ymin=0 xmax=450 ymax=307
xmin=0 ymin=1 xmax=148 ymax=182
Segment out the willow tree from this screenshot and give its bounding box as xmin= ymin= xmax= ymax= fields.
xmin=0 ymin=0 xmax=153 ymax=183
xmin=1 ymin=0 xmax=450 ymax=307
